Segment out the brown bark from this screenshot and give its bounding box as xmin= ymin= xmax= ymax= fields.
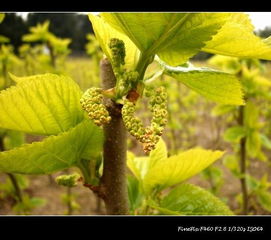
xmin=99 ymin=58 xmax=129 ymax=215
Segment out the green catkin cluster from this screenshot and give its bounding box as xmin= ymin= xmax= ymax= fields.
xmin=122 ymin=87 xmax=168 ymax=153
xmin=80 ymin=87 xmax=111 ymax=126
xmin=149 ymin=87 xmax=168 ymax=135
xmin=144 ymin=87 xmax=168 ymax=152
xmin=117 ymin=71 xmax=139 ymax=96
xmin=109 ymin=38 xmax=126 ymax=69
xmin=108 ymin=38 xmax=139 ymax=98
xmin=122 ymin=99 xmax=146 ymax=141
xmin=55 ymin=173 xmax=81 ymax=187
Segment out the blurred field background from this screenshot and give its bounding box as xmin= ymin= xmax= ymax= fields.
xmin=1 ymin=13 xmax=271 ymax=215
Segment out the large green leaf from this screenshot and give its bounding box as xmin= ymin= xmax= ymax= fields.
xmin=101 ymin=13 xmax=230 ymax=66
xmin=148 ymin=138 xmax=168 ymax=170
xmin=88 ymin=14 xmax=140 ymax=71
xmin=159 ymin=183 xmax=233 ymax=215
xmin=8 ymin=72 xmax=48 ymax=84
xmin=0 ymin=120 xmax=103 ymax=174
xmin=127 ymin=138 xmax=167 ymax=181
xmin=127 ymin=152 xmax=149 ymax=181
xmin=203 ymin=13 xmax=271 ymax=60
xmin=160 ymin=60 xmax=244 ymax=105
xmin=143 ymin=148 xmax=224 ymax=193
xmin=0 ymin=73 xmax=84 ymax=135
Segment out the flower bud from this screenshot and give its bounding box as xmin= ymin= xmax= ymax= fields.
xmin=55 ymin=173 xmax=81 ymax=187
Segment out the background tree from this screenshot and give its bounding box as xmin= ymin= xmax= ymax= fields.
xmin=0 ymin=13 xmax=28 ymax=53
xmin=0 ymin=13 xmax=94 ymax=55
xmin=26 ymin=13 xmax=93 ymax=54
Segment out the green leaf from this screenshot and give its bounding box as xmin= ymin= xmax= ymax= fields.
xmin=0 ymin=35 xmax=10 ymax=43
xmin=260 ymin=174 xmax=271 ymax=189
xmin=208 ymin=55 xmax=242 ymax=74
xmin=148 ymin=137 xmax=168 ymax=169
xmin=211 ymin=104 xmax=236 ymax=116
xmin=254 ymin=75 xmax=271 ymax=87
xmin=201 ymin=165 xmax=224 ymax=191
xmin=127 ymin=152 xmax=149 ymax=181
xmin=246 ymin=130 xmax=261 ymax=158
xmin=48 ymin=35 xmax=71 ymax=55
xmin=256 ymin=151 xmax=267 ymax=162
xmin=223 ymin=155 xmax=241 ymax=177
xmin=159 ymin=183 xmax=233 ymax=215
xmin=224 ymin=126 xmax=246 ymax=143
xmin=257 ymin=190 xmax=271 ymax=212
xmin=144 ymin=70 xmax=164 ymax=84
xmin=147 ymin=200 xmax=180 ymax=215
xmin=203 ymin=13 xmax=271 ymax=60
xmin=0 ymin=13 xmax=4 ymax=23
xmin=127 ymin=175 xmax=144 ymax=212
xmin=260 ymin=134 xmax=271 ymax=150
xmin=160 ymin=60 xmax=244 ymax=105
xmin=22 ymin=21 xmax=53 ymax=43
xmin=143 ymin=148 xmax=224 ymax=193
xmin=8 ymin=72 xmax=45 ymax=84
xmin=0 ymin=120 xmax=103 ymax=175
xmin=244 ymin=102 xmax=259 ymax=129
xmin=3 ymin=130 xmax=25 ymax=150
xmin=101 ymin=13 xmax=230 ymax=66
xmin=0 ymin=174 xmax=29 ymax=195
xmin=263 ymin=36 xmax=271 ymax=46
xmin=29 ymin=197 xmax=47 ymax=208
xmin=127 ymin=138 xmax=167 ymax=181
xmin=12 ymin=195 xmax=47 ymax=214
xmin=246 ymin=174 xmax=260 ymax=192
xmin=0 ymin=73 xmax=84 ymax=135
xmin=88 ymin=14 xmax=140 ymax=71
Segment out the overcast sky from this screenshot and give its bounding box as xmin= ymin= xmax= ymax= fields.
xmin=14 ymin=12 xmax=271 ymax=31
xmin=247 ymin=12 xmax=271 ymax=30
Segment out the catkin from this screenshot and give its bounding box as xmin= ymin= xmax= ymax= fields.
xmin=80 ymin=87 xmax=111 ymax=126
xmin=122 ymin=86 xmax=168 ymax=153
